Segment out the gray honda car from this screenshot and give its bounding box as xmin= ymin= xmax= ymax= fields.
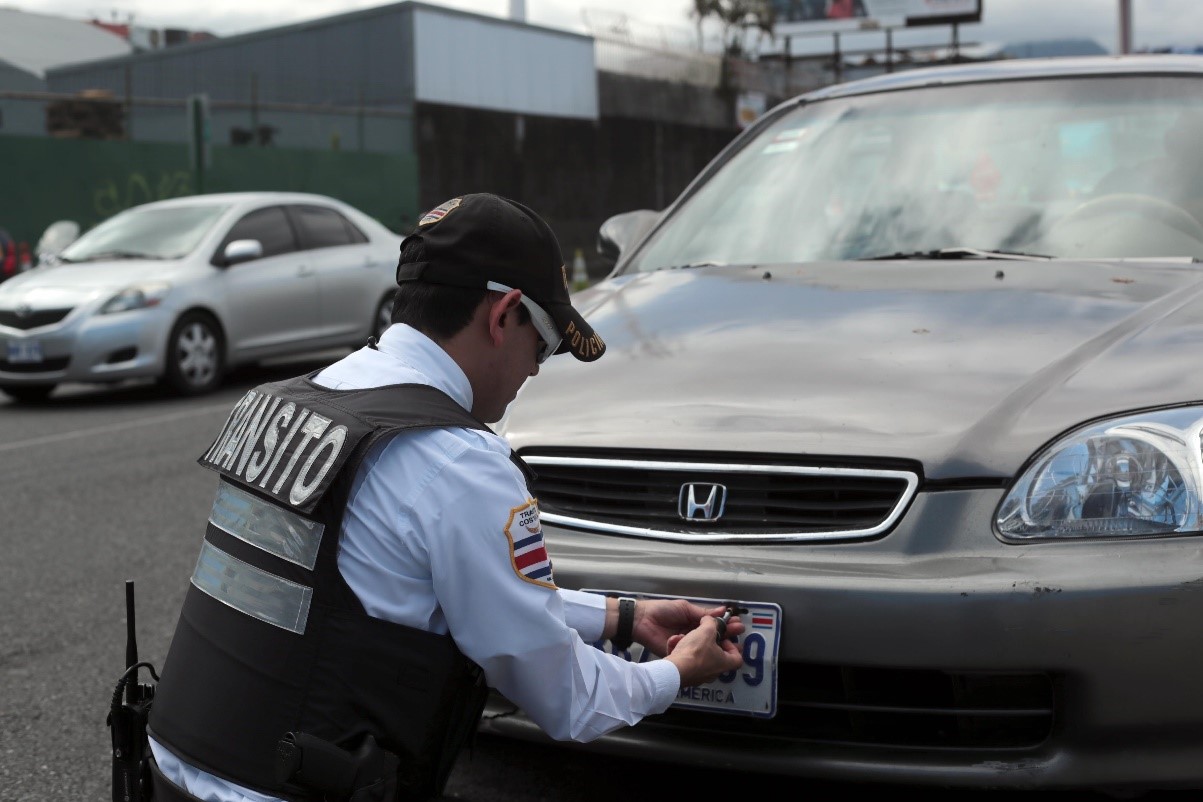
xmin=485 ymin=56 xmax=1203 ymax=792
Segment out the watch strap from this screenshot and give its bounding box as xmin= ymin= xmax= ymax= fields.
xmin=612 ymin=596 xmax=636 ymax=650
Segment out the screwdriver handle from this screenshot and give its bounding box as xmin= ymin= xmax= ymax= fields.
xmin=714 ymin=608 xmax=733 ymax=644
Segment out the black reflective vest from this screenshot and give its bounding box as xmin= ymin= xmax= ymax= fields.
xmin=149 ymin=376 xmax=533 ymax=800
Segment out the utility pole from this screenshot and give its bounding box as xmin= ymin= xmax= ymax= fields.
xmin=1118 ymin=0 xmax=1132 ymax=54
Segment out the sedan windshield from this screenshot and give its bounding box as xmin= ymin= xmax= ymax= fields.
xmin=59 ymin=204 xmax=231 ymax=262
xmin=627 ymin=75 xmax=1203 ymax=271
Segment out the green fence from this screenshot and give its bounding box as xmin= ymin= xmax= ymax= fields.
xmin=0 ymin=135 xmax=418 ymax=248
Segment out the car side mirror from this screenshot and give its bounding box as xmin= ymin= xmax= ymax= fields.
xmin=36 ymin=220 xmax=80 ymax=262
xmin=222 ymin=239 xmax=264 ymax=266
xmin=597 ymin=210 xmax=660 ymax=264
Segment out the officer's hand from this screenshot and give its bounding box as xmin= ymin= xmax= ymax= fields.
xmin=663 ymin=616 xmax=743 ymax=687
xmin=634 ymin=600 xmax=746 ymax=658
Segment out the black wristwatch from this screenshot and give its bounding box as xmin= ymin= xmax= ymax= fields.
xmin=611 ymin=597 xmax=636 ymax=650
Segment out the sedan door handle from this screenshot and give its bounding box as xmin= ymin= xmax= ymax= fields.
xmin=297 ymin=264 xmax=314 ymax=277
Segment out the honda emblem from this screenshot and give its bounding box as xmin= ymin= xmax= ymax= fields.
xmin=678 ymin=483 xmax=727 ymax=522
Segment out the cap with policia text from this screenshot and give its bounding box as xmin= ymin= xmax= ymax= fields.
xmin=396 ymin=193 xmax=606 ymax=362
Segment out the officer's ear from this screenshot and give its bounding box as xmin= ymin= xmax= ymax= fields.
xmin=486 ymin=289 xmax=523 ymax=346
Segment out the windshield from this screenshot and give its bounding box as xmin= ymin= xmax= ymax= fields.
xmin=627 ymin=75 xmax=1203 ymax=271
xmin=59 ymin=204 xmax=231 ymax=262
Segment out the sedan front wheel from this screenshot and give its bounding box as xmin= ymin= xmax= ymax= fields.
xmin=162 ymin=312 xmax=224 ymax=396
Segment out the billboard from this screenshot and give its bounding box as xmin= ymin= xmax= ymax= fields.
xmin=771 ymin=0 xmax=981 ymax=34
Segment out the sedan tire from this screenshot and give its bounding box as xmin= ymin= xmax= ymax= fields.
xmin=162 ymin=312 xmax=224 ymax=396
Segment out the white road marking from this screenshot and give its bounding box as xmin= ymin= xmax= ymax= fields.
xmin=0 ymin=401 xmax=233 ymax=453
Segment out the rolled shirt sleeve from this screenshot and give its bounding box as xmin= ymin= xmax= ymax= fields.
xmin=558 ymin=588 xmax=607 ymax=643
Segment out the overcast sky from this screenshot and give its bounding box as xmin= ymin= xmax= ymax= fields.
xmin=9 ymin=0 xmax=1203 ymax=54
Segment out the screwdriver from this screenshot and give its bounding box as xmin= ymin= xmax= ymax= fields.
xmin=714 ymin=605 xmax=746 ymax=644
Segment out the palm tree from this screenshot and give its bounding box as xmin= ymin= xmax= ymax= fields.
xmin=690 ymin=0 xmax=776 ymax=57
xmin=691 ymin=0 xmax=720 ymax=51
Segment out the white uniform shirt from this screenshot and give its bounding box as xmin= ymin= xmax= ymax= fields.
xmin=152 ymin=323 xmax=680 ymax=802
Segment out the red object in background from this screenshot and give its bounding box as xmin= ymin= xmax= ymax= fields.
xmin=17 ymin=241 xmax=31 ymax=271
xmin=827 ymin=0 xmax=857 ymax=19
xmin=970 ymin=152 xmax=1002 ymax=202
xmin=2 ymin=241 xmax=15 ymax=276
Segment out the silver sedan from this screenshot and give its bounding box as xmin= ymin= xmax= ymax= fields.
xmin=0 ymin=192 xmax=402 ymax=402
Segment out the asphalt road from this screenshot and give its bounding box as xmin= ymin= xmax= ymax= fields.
xmin=0 ymin=358 xmax=1187 ymax=802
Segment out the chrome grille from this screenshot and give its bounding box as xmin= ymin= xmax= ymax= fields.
xmin=0 ymin=308 xmax=72 ymax=330
xmin=650 ymin=664 xmax=1055 ymax=751
xmin=525 ymin=454 xmax=919 ymax=543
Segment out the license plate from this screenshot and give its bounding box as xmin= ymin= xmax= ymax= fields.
xmin=7 ymin=339 xmax=43 ymax=364
xmin=583 ymin=589 xmax=781 ymax=719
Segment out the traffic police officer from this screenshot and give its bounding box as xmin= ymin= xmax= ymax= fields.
xmin=145 ymin=193 xmax=744 ymax=801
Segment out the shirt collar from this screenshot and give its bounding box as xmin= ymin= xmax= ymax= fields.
xmin=375 ymin=324 xmax=474 ymax=411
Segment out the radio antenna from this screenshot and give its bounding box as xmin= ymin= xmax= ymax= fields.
xmin=125 ymin=580 xmax=138 ymax=704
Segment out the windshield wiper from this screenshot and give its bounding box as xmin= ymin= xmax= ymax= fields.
xmin=862 ymin=247 xmax=1052 ymax=261
xmin=73 ymin=249 xmax=157 ymax=262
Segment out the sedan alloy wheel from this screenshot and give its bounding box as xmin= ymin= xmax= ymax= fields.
xmin=163 ymin=312 xmax=223 ymax=395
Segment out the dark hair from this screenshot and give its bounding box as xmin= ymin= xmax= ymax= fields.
xmin=391 ymin=237 xmax=529 ymax=339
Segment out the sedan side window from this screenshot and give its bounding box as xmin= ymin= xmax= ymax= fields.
xmin=289 ymin=204 xmax=367 ymax=250
xmin=218 ymin=206 xmax=299 ymax=263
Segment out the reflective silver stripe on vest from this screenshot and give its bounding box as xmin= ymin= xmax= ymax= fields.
xmin=191 ymin=541 xmax=313 ymax=635
xmin=208 ymin=482 xmax=324 ymax=570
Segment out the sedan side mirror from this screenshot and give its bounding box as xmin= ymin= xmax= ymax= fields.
xmin=36 ymin=220 xmax=81 ymax=263
xmin=222 ymin=239 xmax=264 ymax=266
xmin=597 ymin=210 xmax=660 ymax=264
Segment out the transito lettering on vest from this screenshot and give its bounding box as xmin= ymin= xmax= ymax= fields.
xmin=245 ymin=401 xmax=295 ymax=484
xmin=290 ymin=424 xmax=347 ymax=506
xmin=272 ymin=413 xmax=331 ymax=496
xmin=223 ymin=392 xmax=270 ymax=470
xmin=261 ymin=407 xmax=309 ymax=490
xmin=203 ymin=394 xmax=350 ymax=508
xmin=204 ymin=391 xmax=255 ymax=464
xmin=235 ymin=395 xmax=282 ymax=475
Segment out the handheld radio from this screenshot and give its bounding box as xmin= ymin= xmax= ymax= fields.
xmin=107 ymin=580 xmax=159 ymax=802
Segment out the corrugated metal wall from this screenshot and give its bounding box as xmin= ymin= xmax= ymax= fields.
xmin=412 ymin=7 xmax=597 ymax=120
xmin=415 ymin=101 xmax=736 ymax=277
xmin=45 ymin=5 xmax=416 ymax=154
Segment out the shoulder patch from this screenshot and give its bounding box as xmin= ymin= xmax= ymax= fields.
xmin=503 ymin=499 xmax=555 ymax=589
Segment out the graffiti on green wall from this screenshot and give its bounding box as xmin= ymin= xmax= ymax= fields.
xmin=93 ymin=170 xmax=194 ymax=219
xmin=0 ymin=135 xmax=417 ymax=246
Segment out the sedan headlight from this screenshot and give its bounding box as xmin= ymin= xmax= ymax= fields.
xmin=997 ymin=407 xmax=1203 ymax=540
xmin=99 ymin=282 xmax=170 ymax=314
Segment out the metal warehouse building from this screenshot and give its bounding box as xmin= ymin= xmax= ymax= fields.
xmin=42 ymin=1 xmax=736 ymax=262
xmin=45 ymin=2 xmax=597 ymax=155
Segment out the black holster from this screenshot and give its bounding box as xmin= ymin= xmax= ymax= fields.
xmin=275 ymin=732 xmax=400 ymax=802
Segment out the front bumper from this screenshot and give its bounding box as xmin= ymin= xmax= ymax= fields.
xmin=0 ymin=307 xmax=169 ymax=386
xmin=482 ymin=488 xmax=1203 ymax=791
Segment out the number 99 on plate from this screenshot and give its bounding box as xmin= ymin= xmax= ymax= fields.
xmin=584 ymin=590 xmax=782 ymax=719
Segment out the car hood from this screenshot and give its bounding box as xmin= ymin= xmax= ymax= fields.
xmin=502 ymin=260 xmax=1203 ymax=480
xmin=0 ymin=260 xmax=188 ymax=308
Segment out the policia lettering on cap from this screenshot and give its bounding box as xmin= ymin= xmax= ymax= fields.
xmin=117 ymin=193 xmax=742 ymax=802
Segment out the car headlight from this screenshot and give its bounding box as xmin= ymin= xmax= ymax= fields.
xmin=99 ymin=282 xmax=170 ymax=314
xmin=997 ymin=406 xmax=1203 ymax=540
